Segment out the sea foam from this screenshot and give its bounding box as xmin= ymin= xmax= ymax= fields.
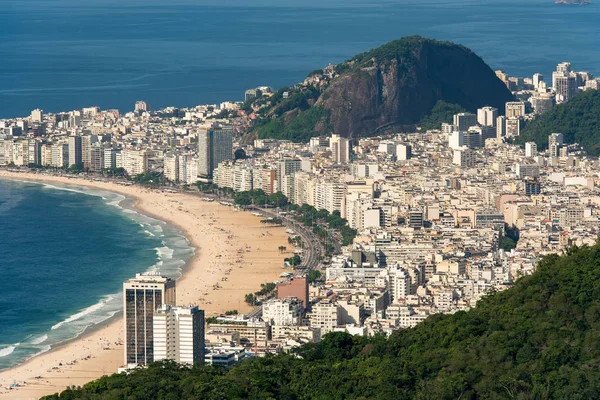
xmin=0 ymin=343 xmax=20 ymax=358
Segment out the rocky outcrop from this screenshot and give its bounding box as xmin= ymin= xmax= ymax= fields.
xmin=316 ymin=37 xmax=514 ymax=138
xmin=251 ymin=36 xmax=514 ymax=141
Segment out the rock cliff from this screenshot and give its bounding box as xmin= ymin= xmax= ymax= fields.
xmin=252 ymin=36 xmax=514 ymax=141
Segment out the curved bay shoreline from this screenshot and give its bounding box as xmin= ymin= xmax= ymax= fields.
xmin=0 ymin=170 xmax=291 ymax=400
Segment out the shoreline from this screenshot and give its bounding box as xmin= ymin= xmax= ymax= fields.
xmin=0 ymin=170 xmax=291 ymax=399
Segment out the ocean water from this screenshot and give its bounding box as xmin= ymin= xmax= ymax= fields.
xmin=0 ymin=179 xmax=194 ymax=370
xmin=0 ymin=0 xmax=599 ymax=118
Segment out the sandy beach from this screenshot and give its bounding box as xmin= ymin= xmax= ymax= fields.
xmin=0 ymin=170 xmax=291 ymax=399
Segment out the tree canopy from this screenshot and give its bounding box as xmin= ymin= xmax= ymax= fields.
xmin=518 ymin=89 xmax=600 ymax=155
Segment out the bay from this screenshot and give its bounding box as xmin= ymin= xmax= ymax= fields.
xmin=0 ymin=0 xmax=598 ymax=118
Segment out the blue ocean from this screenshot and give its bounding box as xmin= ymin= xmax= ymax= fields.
xmin=0 ymin=0 xmax=599 ymax=119
xmin=0 ymin=179 xmax=194 ymax=370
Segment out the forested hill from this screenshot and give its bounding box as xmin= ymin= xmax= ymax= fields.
xmin=248 ymin=36 xmax=513 ymax=143
xmin=44 ymin=243 xmax=600 ymax=399
xmin=519 ymin=89 xmax=600 ymax=155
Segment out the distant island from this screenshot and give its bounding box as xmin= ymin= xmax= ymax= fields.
xmin=555 ymin=0 xmax=591 ymax=4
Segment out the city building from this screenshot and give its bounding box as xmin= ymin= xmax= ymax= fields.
xmin=68 ymin=136 xmax=82 ymax=167
xmin=505 ymin=102 xmax=526 ymax=119
xmin=477 ymin=106 xmax=498 ymax=127
xmin=549 ymin=133 xmax=564 ymax=157
xmin=525 ymin=142 xmax=538 ymax=158
xmin=396 ymin=144 xmax=412 ymax=161
xmin=453 ymin=113 xmax=477 ymax=131
xmin=330 ymin=134 xmax=350 ymax=164
xmin=197 ymin=125 xmax=233 ymax=179
xmin=153 ymin=304 xmax=205 ymax=365
xmin=135 ymin=101 xmax=149 ymax=114
xmin=123 ymin=273 xmax=176 ymax=366
xmin=555 ymin=75 xmax=577 ymax=102
xmin=277 ymin=277 xmax=309 ymax=308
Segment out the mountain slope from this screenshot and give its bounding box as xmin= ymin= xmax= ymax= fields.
xmin=252 ymin=36 xmax=514 ymax=141
xmin=519 ymin=89 xmax=600 ymax=155
xmin=44 ymin=243 xmax=600 ymax=399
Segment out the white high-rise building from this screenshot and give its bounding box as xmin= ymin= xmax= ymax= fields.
xmin=477 ymin=107 xmax=498 ymax=127
xmin=135 ymin=101 xmax=149 ymax=114
xmin=525 ymin=142 xmax=538 ymax=158
xmin=533 ymin=73 xmax=544 ymax=89
xmin=505 ymin=102 xmax=526 ymax=119
xmin=496 ymin=116 xmax=506 ymax=140
xmin=123 ymin=273 xmax=176 ymax=366
xmin=555 ymin=75 xmax=577 ymax=102
xmin=262 ymin=297 xmax=304 ymax=326
xmin=276 ymin=158 xmax=301 ymax=192
xmin=68 ymin=136 xmax=82 ymax=167
xmin=197 ymin=125 xmax=233 ymax=179
xmin=308 ymin=299 xmax=341 ymax=335
xmin=396 ymin=144 xmax=412 ymax=161
xmin=549 ymin=133 xmax=564 ymax=157
xmin=387 ymin=266 xmax=412 ymax=302
xmin=153 ymin=305 xmax=205 ymax=365
xmin=104 ymin=148 xmax=118 ymax=169
xmin=453 ymin=147 xmax=475 ymax=168
xmin=31 ymin=109 xmax=43 ymax=123
xmin=51 ymin=143 xmax=69 ymax=168
xmin=448 ymin=131 xmax=464 ymax=150
xmin=164 ymin=152 xmax=179 ymax=182
xmin=330 ymin=134 xmax=350 ymax=164
xmin=122 ymin=149 xmax=151 ymax=176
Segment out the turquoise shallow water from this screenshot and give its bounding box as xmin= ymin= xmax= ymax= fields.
xmin=0 ymin=179 xmax=194 ymax=370
xmin=0 ymin=0 xmax=599 ymax=118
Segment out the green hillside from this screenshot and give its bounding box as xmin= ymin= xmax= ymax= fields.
xmin=519 ymin=90 xmax=600 ymax=154
xmin=43 ymin=243 xmax=600 ymax=399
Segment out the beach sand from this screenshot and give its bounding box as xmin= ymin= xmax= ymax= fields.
xmin=0 ymin=171 xmax=291 ymax=399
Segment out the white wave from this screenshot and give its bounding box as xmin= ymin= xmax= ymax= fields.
xmin=152 ymin=225 xmax=164 ymax=233
xmin=155 ymin=246 xmax=174 ymax=259
xmin=0 ymin=343 xmax=20 ymax=358
xmin=30 ymin=345 xmax=52 ymax=358
xmin=143 ymin=230 xmax=155 ymax=237
xmin=51 ymin=295 xmax=114 ymax=331
xmin=41 ymin=183 xmax=91 ymax=196
xmin=107 ymin=199 xmax=123 ymax=208
xmin=31 ymin=334 xmax=48 ymax=345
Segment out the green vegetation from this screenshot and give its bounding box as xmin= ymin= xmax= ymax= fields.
xmin=418 ymin=100 xmax=466 ymax=130
xmin=254 ymin=106 xmax=332 ymax=143
xmin=67 ymin=163 xmax=86 ymax=172
xmin=284 ymin=254 xmax=302 ymax=267
xmin=307 ymin=269 xmax=322 ymax=283
xmin=351 ymin=36 xmax=461 ymax=69
xmin=243 ymin=293 xmax=257 ymax=306
xmin=101 ymin=167 xmax=126 ymax=177
xmin=260 ymin=217 xmax=283 ymax=225
xmin=232 ymin=189 xmax=288 ymax=208
xmin=288 ymin=204 xmax=357 ymax=246
xmin=518 ymin=90 xmax=600 ymax=155
xmin=133 ymin=171 xmax=164 ymax=186
xmin=501 ymin=236 xmax=517 ymax=251
xmin=244 ymin=282 xmax=277 ymax=306
xmin=43 ymin=242 xmax=600 ymax=399
xmin=255 ymin=282 xmax=276 ymax=297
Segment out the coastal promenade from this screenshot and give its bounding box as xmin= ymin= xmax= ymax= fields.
xmin=0 ymin=170 xmax=291 ymax=399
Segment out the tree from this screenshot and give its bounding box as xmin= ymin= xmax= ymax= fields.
xmin=307 ymin=270 xmax=322 ymax=284
xmin=244 ymin=293 xmax=257 ymax=306
xmin=278 ymin=246 xmax=287 ymax=254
